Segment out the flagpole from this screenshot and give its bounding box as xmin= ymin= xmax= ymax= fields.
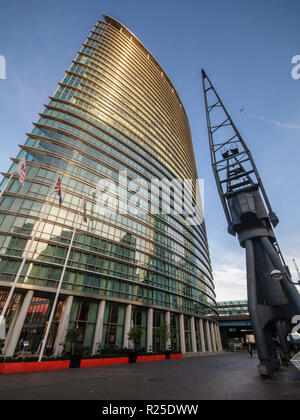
xmin=0 ymin=155 xmax=28 ymax=338
xmin=38 ymin=202 xmax=82 ymax=362
xmin=0 ymin=192 xmax=51 ymax=326
xmin=0 ymin=164 xmax=19 ymax=202
xmin=0 ymin=174 xmax=60 ymax=328
xmin=0 ymin=153 xmax=28 ymax=202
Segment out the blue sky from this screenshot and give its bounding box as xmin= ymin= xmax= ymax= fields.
xmin=0 ymin=0 xmax=299 ymax=300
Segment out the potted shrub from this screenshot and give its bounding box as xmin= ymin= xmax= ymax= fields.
xmin=127 ymin=326 xmax=142 ymax=363
xmin=156 ymin=324 xmax=171 ymax=358
xmin=23 ymin=356 xmax=39 ymax=362
xmin=65 ymin=327 xmax=84 ymax=368
xmin=165 ymin=344 xmax=172 ymax=359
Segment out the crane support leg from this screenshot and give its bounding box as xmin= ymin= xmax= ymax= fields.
xmin=245 ymin=239 xmax=278 ymax=377
xmin=276 ymin=321 xmax=292 ymax=365
xmin=245 ymin=238 xmax=298 ymax=377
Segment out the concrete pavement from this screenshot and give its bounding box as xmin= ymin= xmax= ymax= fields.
xmin=0 ymin=352 xmax=299 ymax=400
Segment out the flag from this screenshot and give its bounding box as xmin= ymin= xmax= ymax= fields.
xmin=53 ymin=177 xmax=63 ymax=205
xmin=17 ymin=155 xmax=26 ymax=186
xmin=82 ymin=196 xmax=87 ymax=223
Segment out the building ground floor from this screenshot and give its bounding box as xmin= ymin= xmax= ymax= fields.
xmin=0 ymin=287 xmax=222 ymax=358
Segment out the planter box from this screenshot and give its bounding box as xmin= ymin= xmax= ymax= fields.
xmin=41 ymin=360 xmax=70 ymax=371
xmin=1 ymin=360 xmax=70 ymax=374
xmin=170 ymin=353 xmax=182 ymax=359
xmin=80 ymin=358 xmax=104 ymax=368
xmin=0 ymin=354 xmax=182 ymax=374
xmin=154 ymin=354 xmax=166 ymax=361
xmin=102 ymin=357 xmax=128 ymax=366
xmin=80 ymin=357 xmax=128 ymax=368
xmin=136 ymin=355 xmax=166 ymax=362
xmin=136 ymin=355 xmax=155 ymax=363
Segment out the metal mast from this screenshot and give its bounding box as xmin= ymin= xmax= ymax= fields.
xmin=202 ymin=70 xmax=279 ymax=235
xmin=202 ymin=69 xmax=300 ymax=377
xmin=293 ymin=259 xmax=300 ymax=281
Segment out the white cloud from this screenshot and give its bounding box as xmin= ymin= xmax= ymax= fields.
xmin=209 ymin=243 xmax=247 ymax=302
xmin=213 ymin=263 xmax=247 ymax=302
xmin=251 ymin=114 xmax=300 ymax=130
xmin=211 ymin=249 xmax=300 ymax=303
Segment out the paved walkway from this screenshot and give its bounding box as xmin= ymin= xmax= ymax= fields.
xmin=0 ymin=352 xmax=299 ymax=400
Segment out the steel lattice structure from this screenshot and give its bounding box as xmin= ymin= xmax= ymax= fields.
xmin=202 ymin=70 xmax=300 ymax=377
xmin=202 ymin=70 xmax=279 ymax=235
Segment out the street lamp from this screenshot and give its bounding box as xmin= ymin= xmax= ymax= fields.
xmin=270 ymin=269 xmax=300 ymax=285
xmin=270 ymin=270 xmax=283 ymax=281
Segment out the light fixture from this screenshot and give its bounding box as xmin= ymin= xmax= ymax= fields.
xmin=270 ymin=269 xmax=283 ymax=281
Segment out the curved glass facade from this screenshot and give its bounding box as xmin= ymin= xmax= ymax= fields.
xmin=0 ymin=16 xmax=218 ymax=355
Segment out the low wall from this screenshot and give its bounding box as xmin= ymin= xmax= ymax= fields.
xmin=0 ymin=354 xmax=183 ymax=374
xmin=80 ymin=357 xmax=129 ymax=368
xmin=0 ymin=360 xmax=70 ymax=374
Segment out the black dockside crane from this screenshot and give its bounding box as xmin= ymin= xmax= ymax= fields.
xmin=202 ymin=69 xmax=300 ymax=377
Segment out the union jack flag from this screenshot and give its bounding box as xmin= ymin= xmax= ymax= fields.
xmin=53 ymin=177 xmax=63 ymax=205
xmin=17 ymin=155 xmax=26 ymax=186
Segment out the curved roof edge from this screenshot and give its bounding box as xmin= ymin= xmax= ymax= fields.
xmin=102 ymin=15 xmax=189 ymax=124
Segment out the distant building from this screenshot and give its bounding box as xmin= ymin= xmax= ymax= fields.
xmin=216 ymin=300 xmax=253 ymax=349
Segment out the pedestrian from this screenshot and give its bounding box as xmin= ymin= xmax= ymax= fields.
xmin=247 ymin=343 xmax=253 ymax=357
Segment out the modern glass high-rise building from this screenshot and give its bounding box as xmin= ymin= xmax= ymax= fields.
xmin=0 ymin=15 xmax=220 ymax=357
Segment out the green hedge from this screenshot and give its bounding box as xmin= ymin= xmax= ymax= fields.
xmin=83 ymin=353 xmax=128 ymax=359
xmin=41 ymin=355 xmax=70 ymax=362
xmin=1 ymin=355 xmax=70 ymax=363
